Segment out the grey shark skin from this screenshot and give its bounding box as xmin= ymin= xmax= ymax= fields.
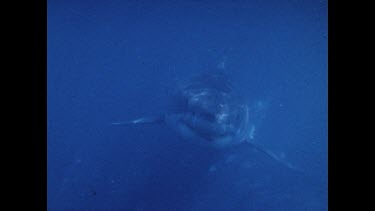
xmin=113 ymin=72 xmax=299 ymax=171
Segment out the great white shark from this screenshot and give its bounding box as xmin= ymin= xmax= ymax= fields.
xmin=112 ymin=72 xmax=299 ymax=171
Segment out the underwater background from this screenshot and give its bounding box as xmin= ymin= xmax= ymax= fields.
xmin=47 ymin=0 xmax=327 ymax=210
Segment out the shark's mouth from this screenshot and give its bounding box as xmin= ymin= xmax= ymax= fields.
xmin=179 ymin=111 xmax=236 ymax=143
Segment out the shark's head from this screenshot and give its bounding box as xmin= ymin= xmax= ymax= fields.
xmin=165 ymin=73 xmax=253 ymax=149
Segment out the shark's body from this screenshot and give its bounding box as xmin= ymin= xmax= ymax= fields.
xmin=113 ymin=72 xmax=298 ymax=171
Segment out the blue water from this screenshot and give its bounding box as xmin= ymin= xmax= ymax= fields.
xmin=47 ymin=0 xmax=327 ymax=210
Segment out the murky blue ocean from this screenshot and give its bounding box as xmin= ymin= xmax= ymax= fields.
xmin=48 ymin=0 xmax=327 ymax=210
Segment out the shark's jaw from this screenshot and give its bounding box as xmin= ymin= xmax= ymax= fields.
xmin=164 ymin=112 xmax=249 ymax=149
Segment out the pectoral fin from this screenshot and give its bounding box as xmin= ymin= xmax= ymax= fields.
xmin=112 ymin=115 xmax=165 ymax=125
xmin=245 ymin=141 xmax=302 ymax=173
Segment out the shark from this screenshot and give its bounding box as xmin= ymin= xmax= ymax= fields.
xmin=112 ymin=72 xmax=299 ymax=171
